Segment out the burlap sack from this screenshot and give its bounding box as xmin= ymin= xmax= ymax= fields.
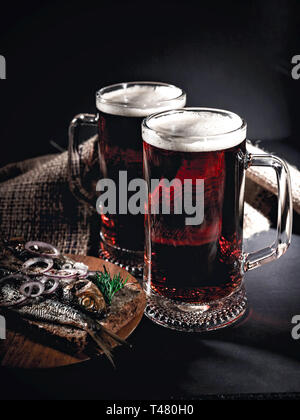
xmin=0 ymin=137 xmax=98 ymax=255
xmin=0 ymin=137 xmax=282 ymax=256
xmin=246 ymin=143 xmax=300 ymax=222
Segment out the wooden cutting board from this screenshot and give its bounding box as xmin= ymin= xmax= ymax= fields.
xmin=0 ymin=256 xmax=146 ymax=369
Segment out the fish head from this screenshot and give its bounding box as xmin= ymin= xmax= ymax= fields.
xmin=64 ymin=280 xmax=107 ymax=315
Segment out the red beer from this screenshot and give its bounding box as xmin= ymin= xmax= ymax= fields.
xmin=97 ymin=82 xmax=186 ymax=270
xmin=143 ymin=109 xmax=247 ymax=304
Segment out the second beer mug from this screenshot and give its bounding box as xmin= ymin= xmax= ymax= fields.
xmin=142 ymin=108 xmax=293 ymax=332
xmin=69 ymin=82 xmax=186 ymax=274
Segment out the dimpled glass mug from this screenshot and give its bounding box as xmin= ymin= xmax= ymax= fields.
xmin=68 ymin=82 xmax=186 ymax=275
xmin=142 ymin=108 xmax=293 ymax=332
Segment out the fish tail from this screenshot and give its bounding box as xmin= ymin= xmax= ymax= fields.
xmin=88 ymin=330 xmax=115 ymax=368
xmin=98 ymin=323 xmax=132 ymax=349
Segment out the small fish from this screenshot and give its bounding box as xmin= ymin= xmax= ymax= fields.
xmin=15 ymin=299 xmax=118 ymax=364
xmin=0 ymin=237 xmax=130 ymax=366
xmin=61 ymin=279 xmax=108 ymax=317
xmin=0 ymin=279 xmax=127 ymax=366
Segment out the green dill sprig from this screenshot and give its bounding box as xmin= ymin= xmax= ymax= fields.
xmin=93 ymin=266 xmax=129 ymax=305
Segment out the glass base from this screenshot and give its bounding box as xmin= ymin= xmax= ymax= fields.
xmin=99 ymin=236 xmax=144 ymax=277
xmin=144 ymin=285 xmax=247 ymax=332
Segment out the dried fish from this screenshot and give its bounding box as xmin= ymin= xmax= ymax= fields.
xmin=62 ymin=279 xmax=107 ymax=316
xmin=0 ymin=237 xmax=130 ymax=365
xmin=0 ymin=279 xmax=126 ymax=366
xmin=0 ymin=275 xmax=30 ymax=307
xmin=16 ymin=299 xmax=116 ymax=365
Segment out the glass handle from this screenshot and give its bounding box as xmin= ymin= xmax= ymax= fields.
xmin=244 ymin=154 xmax=293 ymax=271
xmin=68 ymin=113 xmax=98 ymax=210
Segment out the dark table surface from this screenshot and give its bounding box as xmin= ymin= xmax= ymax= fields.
xmin=0 ymin=228 xmax=299 ymax=400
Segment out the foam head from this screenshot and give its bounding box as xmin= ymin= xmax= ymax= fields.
xmin=96 ymin=82 xmax=186 ymax=117
xmin=142 ymin=108 xmax=247 ymax=152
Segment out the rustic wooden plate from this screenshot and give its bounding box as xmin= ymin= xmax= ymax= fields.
xmin=0 ymin=256 xmax=146 ymax=369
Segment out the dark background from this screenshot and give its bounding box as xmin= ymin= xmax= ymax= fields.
xmin=1 ymin=0 xmax=300 ymax=401
xmin=0 ymin=0 xmax=300 ymax=167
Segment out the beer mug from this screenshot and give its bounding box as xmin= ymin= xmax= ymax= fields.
xmin=142 ymin=108 xmax=293 ymax=332
xmin=68 ymin=82 xmax=186 ymax=274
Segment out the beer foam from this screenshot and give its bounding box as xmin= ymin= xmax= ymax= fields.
xmin=142 ymin=109 xmax=247 ymax=152
xmin=97 ymin=84 xmax=186 ymax=117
